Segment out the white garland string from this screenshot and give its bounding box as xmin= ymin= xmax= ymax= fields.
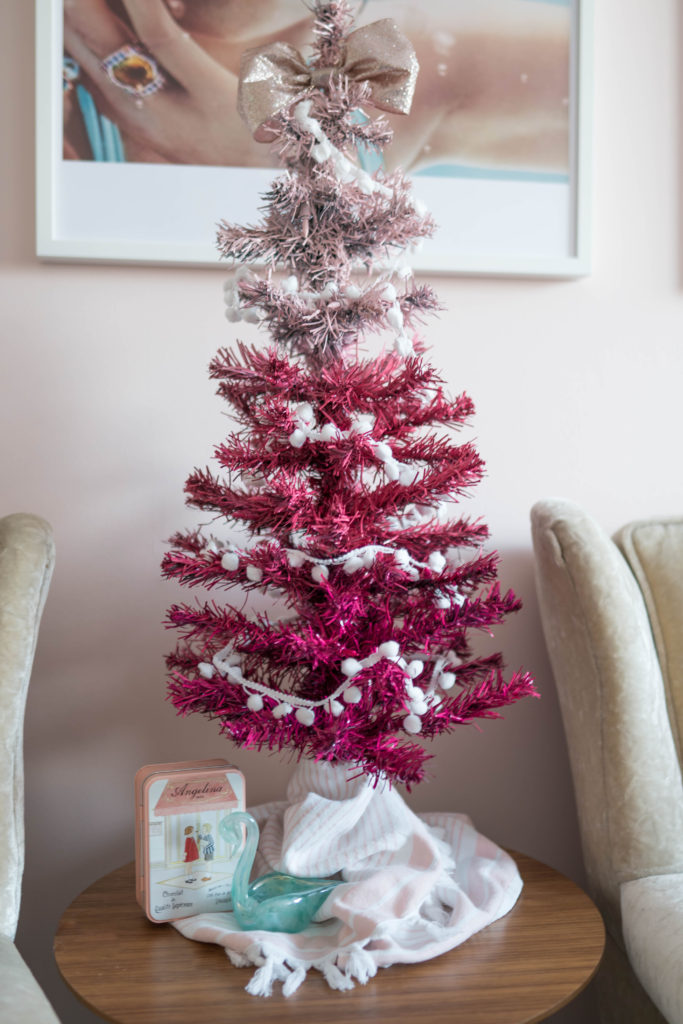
xmin=198 ymin=641 xmax=461 ymax=732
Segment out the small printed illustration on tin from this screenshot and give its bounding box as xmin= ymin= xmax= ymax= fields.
xmin=146 ymin=771 xmax=245 ymax=918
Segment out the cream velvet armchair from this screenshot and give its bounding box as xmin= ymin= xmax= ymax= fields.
xmin=531 ymin=499 xmax=683 ymax=1024
xmin=0 ymin=513 xmax=60 ymax=1023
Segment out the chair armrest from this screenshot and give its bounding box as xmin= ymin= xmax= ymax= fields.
xmin=621 ymin=873 xmax=683 ymax=1024
xmin=0 ymin=934 xmax=60 ymax=1023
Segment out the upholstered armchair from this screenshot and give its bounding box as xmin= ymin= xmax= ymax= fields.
xmin=531 ymin=499 xmax=683 ymax=1024
xmin=0 ymin=513 xmax=60 ymax=1023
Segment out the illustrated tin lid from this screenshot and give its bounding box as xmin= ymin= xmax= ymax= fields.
xmin=152 ymin=773 xmax=240 ymax=816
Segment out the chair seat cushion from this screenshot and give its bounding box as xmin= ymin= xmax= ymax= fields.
xmin=622 ymin=873 xmax=683 ymax=1024
xmin=0 ymin=934 xmax=60 ymax=1023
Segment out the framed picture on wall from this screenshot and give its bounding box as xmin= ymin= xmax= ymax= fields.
xmin=36 ymin=0 xmax=593 ymax=276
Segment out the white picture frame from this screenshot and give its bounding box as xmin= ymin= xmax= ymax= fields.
xmin=36 ymin=0 xmax=593 ymax=276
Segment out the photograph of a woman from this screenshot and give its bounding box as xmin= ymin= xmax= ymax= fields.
xmin=62 ymin=0 xmax=571 ymax=183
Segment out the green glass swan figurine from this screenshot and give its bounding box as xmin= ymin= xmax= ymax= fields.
xmin=219 ymin=810 xmax=341 ymax=933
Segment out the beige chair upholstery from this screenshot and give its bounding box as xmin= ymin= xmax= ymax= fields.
xmin=0 ymin=513 xmax=60 ymax=1022
xmin=531 ymin=499 xmax=683 ymax=1024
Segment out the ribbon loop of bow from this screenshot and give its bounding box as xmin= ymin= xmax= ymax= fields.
xmin=238 ymin=19 xmax=419 ymax=142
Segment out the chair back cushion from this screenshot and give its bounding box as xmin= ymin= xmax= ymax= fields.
xmin=0 ymin=514 xmax=54 ymax=940
xmin=616 ymin=519 xmax=683 ymax=766
xmin=531 ymin=500 xmax=683 ymax=936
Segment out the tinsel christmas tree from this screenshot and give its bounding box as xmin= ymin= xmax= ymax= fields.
xmin=163 ymin=0 xmax=536 ymax=788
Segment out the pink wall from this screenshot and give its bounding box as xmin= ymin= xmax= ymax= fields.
xmin=3 ymin=1 xmax=682 ymax=1020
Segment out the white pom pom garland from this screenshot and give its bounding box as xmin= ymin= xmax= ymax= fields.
xmin=207 ymin=638 xmax=463 ymax=735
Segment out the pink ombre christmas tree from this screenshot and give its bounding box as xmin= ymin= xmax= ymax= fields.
xmin=162 ymin=0 xmax=535 ymax=789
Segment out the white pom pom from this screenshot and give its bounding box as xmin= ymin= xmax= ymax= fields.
xmin=343 ymin=686 xmax=362 ymax=704
xmin=293 ymin=99 xmax=313 ymax=125
xmin=341 ymin=658 xmax=363 ymax=677
xmin=393 ymin=548 xmax=411 ymax=568
xmin=407 ymin=685 xmax=424 ymax=701
xmin=295 ymin=707 xmax=315 ymax=726
xmin=311 ymin=564 xmax=329 ymax=583
xmin=319 ymin=423 xmax=337 ymax=442
xmin=282 ymin=275 xmax=299 ymax=293
xmin=373 ymin=442 xmax=393 ymax=462
xmin=286 ymin=549 xmax=306 ymax=568
xmin=428 ymin=552 xmax=447 ymax=574
xmin=246 ymin=565 xmax=263 ymax=583
xmin=328 ymin=699 xmax=344 ymax=717
xmin=247 ymin=693 xmax=264 ymax=712
xmin=289 ymin=428 xmax=307 ymax=448
xmin=409 ymin=699 xmax=428 ymax=715
xmin=407 ymin=660 xmax=424 ymax=678
xmin=439 ymin=672 xmax=456 ymax=690
xmin=224 ymin=307 xmax=241 ymax=323
xmin=378 ymin=641 xmax=400 ymax=659
xmin=343 ymin=556 xmax=364 ymax=574
xmin=295 ymin=402 xmax=314 ymax=424
xmin=381 ymin=283 xmax=397 ymax=302
xmin=384 ymin=460 xmax=400 ymax=481
xmin=349 ymin=413 xmax=374 ymax=435
xmin=345 ymin=284 xmax=362 ymax=300
xmin=242 ymin=307 xmax=261 ymax=324
xmin=197 ymin=662 xmax=214 ymax=680
xmin=356 ymin=170 xmax=373 ymax=195
xmin=435 ymin=594 xmax=451 ymax=610
xmin=386 ymin=306 xmax=404 ymax=330
xmin=403 ymin=714 xmax=422 ymax=734
xmin=272 ymin=702 xmax=293 ymax=718
xmin=399 ymin=465 xmax=419 ymax=486
xmin=361 ymin=548 xmax=376 ymax=568
xmin=221 ymin=551 xmax=239 ymax=572
xmin=395 ymin=334 xmax=414 ymax=357
xmin=312 ymin=141 xmax=332 ymax=163
xmin=334 ymin=153 xmax=352 ymax=178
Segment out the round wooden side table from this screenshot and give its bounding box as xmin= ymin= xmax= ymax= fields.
xmin=54 ymin=852 xmax=604 ymax=1024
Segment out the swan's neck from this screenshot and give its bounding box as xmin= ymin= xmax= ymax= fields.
xmin=227 ymin=811 xmax=259 ymax=914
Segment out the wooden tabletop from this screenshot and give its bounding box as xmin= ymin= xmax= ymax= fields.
xmin=54 ymin=853 xmax=604 ymax=1024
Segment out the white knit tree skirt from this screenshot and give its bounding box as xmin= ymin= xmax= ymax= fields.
xmin=173 ymin=760 xmax=522 ymax=996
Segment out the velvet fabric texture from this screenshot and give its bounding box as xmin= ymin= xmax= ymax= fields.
xmin=0 ymin=513 xmax=59 ymax=1021
xmin=531 ymin=499 xmax=683 ymax=1024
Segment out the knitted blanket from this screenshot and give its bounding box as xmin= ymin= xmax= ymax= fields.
xmin=173 ymin=760 xmax=522 ymax=996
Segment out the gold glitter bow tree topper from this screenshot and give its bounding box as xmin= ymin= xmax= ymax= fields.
xmin=238 ymin=19 xmax=419 ymax=142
